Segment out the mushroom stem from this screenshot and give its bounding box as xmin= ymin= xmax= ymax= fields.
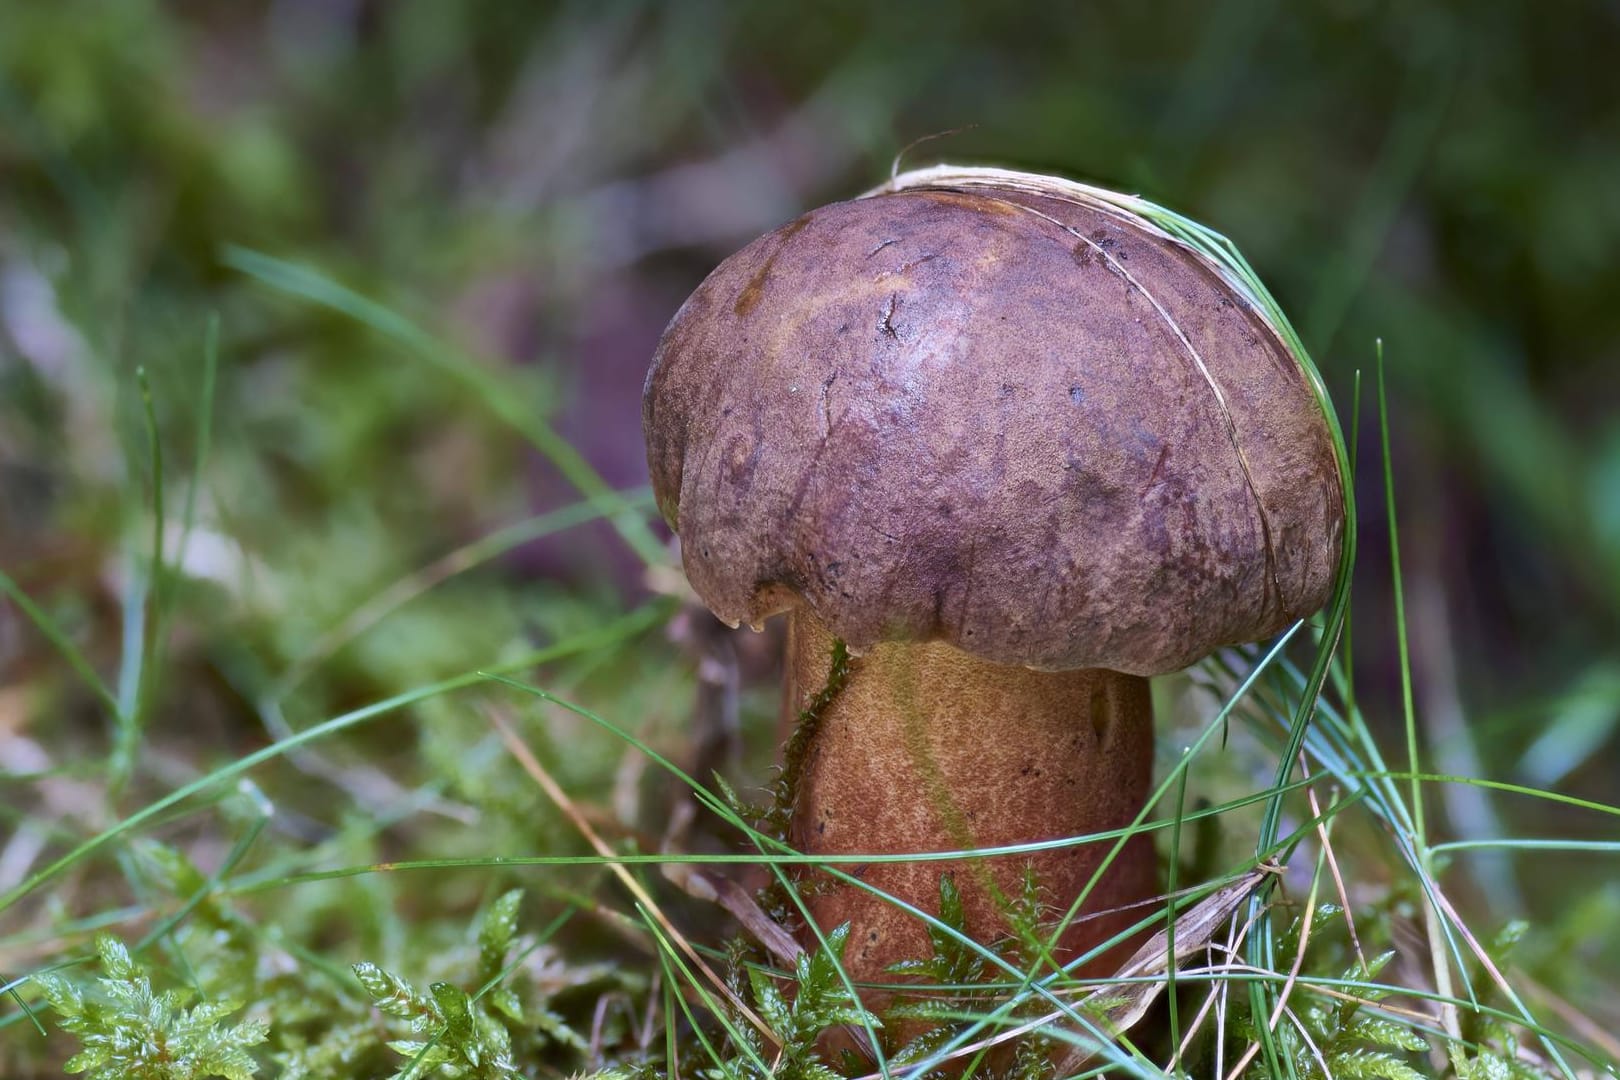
xmin=782 ymin=610 xmax=1158 ymax=995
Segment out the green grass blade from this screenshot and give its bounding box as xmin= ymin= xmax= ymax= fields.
xmin=222 ymin=245 xmax=667 ymax=569
xmin=0 ymin=599 xmax=673 ymax=915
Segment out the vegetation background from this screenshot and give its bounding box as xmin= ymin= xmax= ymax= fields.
xmin=2 ymin=2 xmax=1617 ymax=1077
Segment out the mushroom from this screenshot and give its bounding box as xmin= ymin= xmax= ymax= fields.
xmin=642 ymin=166 xmax=1346 ymax=998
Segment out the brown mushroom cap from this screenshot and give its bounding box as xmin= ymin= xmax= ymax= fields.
xmin=644 ymin=167 xmax=1345 ymax=675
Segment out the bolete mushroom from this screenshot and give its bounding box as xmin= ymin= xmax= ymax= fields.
xmin=643 ymin=166 xmax=1346 ymax=997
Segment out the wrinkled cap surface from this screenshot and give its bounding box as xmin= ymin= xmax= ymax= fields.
xmin=643 ymin=167 xmax=1346 ymax=675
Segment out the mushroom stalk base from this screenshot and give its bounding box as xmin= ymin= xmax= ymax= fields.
xmin=783 ymin=611 xmax=1156 ymax=996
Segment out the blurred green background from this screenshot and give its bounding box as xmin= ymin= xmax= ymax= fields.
xmin=3 ymin=0 xmax=1619 ymax=1042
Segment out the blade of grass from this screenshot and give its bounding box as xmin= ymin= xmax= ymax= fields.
xmin=130 ymin=782 xmax=272 ymax=964
xmin=168 ymin=314 xmax=219 ymax=610
xmin=1378 ymin=343 xmax=1462 ymax=1040
xmin=0 ymin=568 xmax=120 ymax=717
xmin=643 ymin=909 xmax=770 ymax=1079
xmin=217 ymin=773 xmax=1343 ymax=900
xmin=221 ymin=246 xmax=666 ymax=568
xmin=0 ymin=598 xmax=674 ymax=915
xmin=108 ymin=368 xmax=165 ymax=803
xmin=1340 ymin=369 xmax=1363 ymax=712
xmin=1165 ymin=747 xmax=1190 ymax=1054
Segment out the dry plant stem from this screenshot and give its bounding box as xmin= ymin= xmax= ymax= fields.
xmin=485 ymin=706 xmax=780 ymax=1048
xmin=783 ymin=610 xmax=1157 ymax=991
xmin=1225 ymin=852 xmax=1323 ymax=1080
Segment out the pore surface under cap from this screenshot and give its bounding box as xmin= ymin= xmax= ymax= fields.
xmin=643 ymin=171 xmax=1344 ymax=675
